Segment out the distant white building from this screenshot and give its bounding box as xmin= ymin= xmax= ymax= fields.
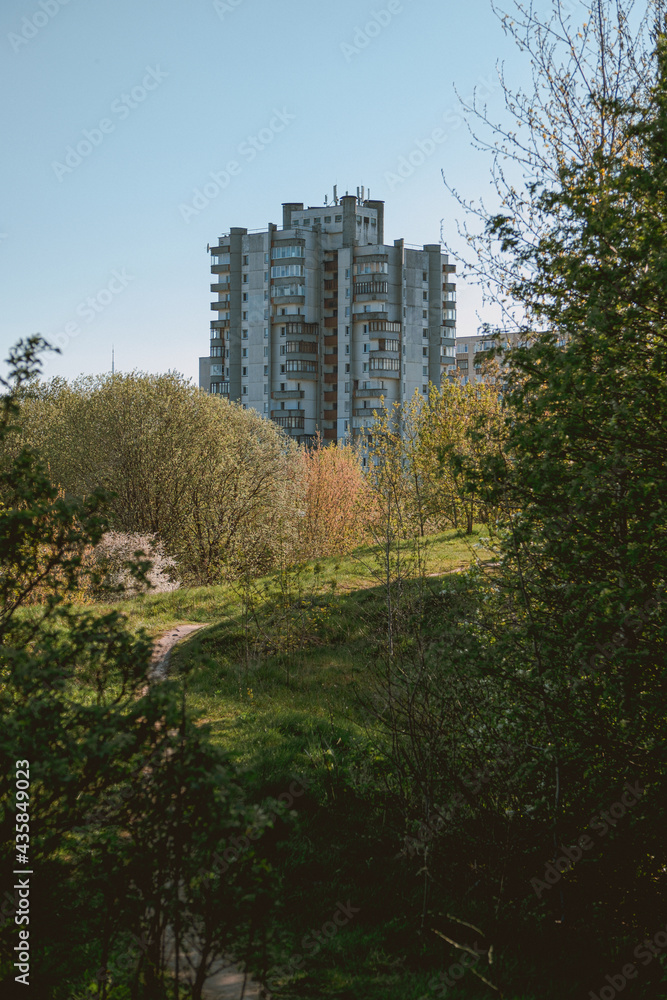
xmin=200 ymin=190 xmax=457 ymax=443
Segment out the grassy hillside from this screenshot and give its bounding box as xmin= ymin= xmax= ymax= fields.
xmin=104 ymin=527 xmax=537 ymax=1000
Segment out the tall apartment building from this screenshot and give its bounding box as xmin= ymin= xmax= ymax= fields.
xmin=199 ymin=191 xmax=457 ymax=443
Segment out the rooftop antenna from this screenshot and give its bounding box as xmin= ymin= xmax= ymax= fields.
xmin=361 ymin=185 xmax=365 ymax=203
xmin=333 ymin=184 xmax=338 ymax=205
xmin=356 ymin=186 xmax=360 ymax=203
xmin=324 ymin=193 xmax=328 ymax=205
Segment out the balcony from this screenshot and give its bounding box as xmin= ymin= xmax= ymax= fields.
xmin=443 ymin=318 xmax=456 ymax=329
xmin=323 ymin=408 xmax=337 ymax=421
xmin=211 ymin=301 xmax=231 ymax=311
xmin=354 ymin=407 xmax=385 ymax=417
xmin=282 ymin=321 xmax=318 ymax=336
xmin=211 ymin=263 xmax=230 ymax=274
xmin=353 ymin=310 xmax=389 ymax=323
xmin=354 ymin=281 xmax=388 ymax=296
xmin=369 ymin=350 xmax=400 ymax=360
xmin=324 ymin=317 xmax=338 ymax=328
xmin=286 ymin=341 xmax=317 ymax=354
xmin=272 ymin=414 xmax=305 ymax=430
xmin=210 ymin=319 xmax=229 ymax=330
xmin=324 ymin=259 xmax=337 ymax=272
xmin=355 ymin=387 xmax=386 ymax=398
xmin=368 ymin=320 xmax=401 ymax=334
xmin=323 ymin=390 xmax=337 ymax=402
xmin=324 ymin=335 xmax=338 ymax=348
xmin=323 ymin=428 xmax=337 ymax=440
xmin=210 ymin=282 xmax=230 ymax=292
xmin=324 ymin=372 xmax=338 ymax=384
xmin=324 ymin=298 xmax=337 ymax=310
xmin=272 ymin=390 xmax=304 ymax=400
xmin=324 ymin=279 xmax=337 ymax=290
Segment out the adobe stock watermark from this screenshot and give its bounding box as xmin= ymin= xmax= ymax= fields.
xmin=213 ymin=0 xmax=244 ymax=20
xmin=265 ymin=899 xmax=361 ymax=995
xmin=589 ymin=921 xmax=667 ymax=1000
xmin=44 ymin=268 xmax=135 ymax=359
xmin=384 ymin=73 xmax=500 ymax=191
xmin=530 ymin=780 xmax=644 ymax=899
xmin=399 ymin=743 xmax=518 ymax=860
xmin=578 ymin=589 xmax=666 ymax=680
xmin=417 ymin=942 xmax=488 ymax=999
xmin=178 ymin=108 xmax=296 ymax=224
xmin=8 ymin=0 xmax=73 ymax=54
xmin=51 ymin=66 xmax=168 ymax=182
xmin=340 ymin=1 xmax=404 ymax=62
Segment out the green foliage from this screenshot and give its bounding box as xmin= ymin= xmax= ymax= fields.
xmin=18 ymin=369 xmax=304 ymax=585
xmin=0 ymin=340 xmax=286 ymax=998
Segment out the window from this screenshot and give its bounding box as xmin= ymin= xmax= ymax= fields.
xmin=281 ymin=327 xmax=286 ymax=336
xmin=345 ymin=363 xmax=350 ymax=373
xmin=335 ymin=214 xmax=342 ymax=222
xmin=242 ymin=366 xmax=248 ymax=376
xmin=210 ymin=345 xmax=222 ymax=357
xmin=285 ymin=360 xmax=317 ymax=373
xmin=243 ymin=311 xmax=248 ymax=320
xmin=324 ymin=215 xmax=331 ymax=223
xmin=345 ymin=288 xmax=350 ymax=297
xmin=303 ymin=219 xmax=310 ymax=225
xmin=344 ymin=401 xmax=350 ymax=412
xmin=272 ymin=245 xmax=305 ymax=259
xmin=356 ymin=216 xmax=361 ymax=223
xmin=264 ymin=346 xmax=268 ymax=356
xmin=243 ymin=255 xmax=248 ymax=265
xmin=423 ymin=366 xmax=429 ymax=376
xmin=243 ymin=274 xmax=248 ymax=283
xmin=423 ymin=292 xmax=428 ymax=301
xmin=274 ymin=283 xmax=306 ymax=297
xmin=370 ymin=358 xmax=400 ymax=371
xmin=264 ymin=328 xmax=269 ymax=338
xmin=423 ymin=271 xmax=428 ymax=281
xmin=363 ymin=324 xmax=368 ymax=334
xmin=345 ymin=326 xmax=349 ymax=336
xmin=423 ymin=346 xmax=428 ymax=356
xmin=271 ymin=264 xmax=304 ymax=278
xmin=371 ymin=218 xmax=376 ymax=226
xmin=242 ymin=347 xmax=247 ymax=358
xmin=345 ymin=344 xmax=350 ymax=354
xmin=458 ymin=343 xmax=468 ymax=353
xmin=264 ymin=291 xmax=268 ymax=300
xmin=264 ymin=401 xmax=269 ymax=412
xmin=264 ymin=272 xmax=268 ymax=281
xmin=210 ymin=364 xmax=223 ymax=375
xmin=423 ymin=310 xmax=428 ymax=319
xmin=264 ymin=253 xmax=269 ymax=263
xmin=363 ymin=344 xmax=368 ymax=353
xmin=242 ymin=386 xmax=248 ymax=395
xmin=422 ymin=385 xmax=428 ymax=394
xmin=354 ymin=261 xmax=387 ymax=275
xmin=280 ymin=364 xmax=285 ymax=374
xmin=345 ymin=382 xmax=350 ymax=392
xmin=363 ymin=362 xmax=368 ymax=372
xmin=242 ymin=329 xmax=248 ymax=339
xmin=345 ymin=307 xmax=350 ymax=316
xmin=210 ymin=251 xmax=230 ymax=264
xmin=242 ymin=293 xmax=248 ymax=301
xmin=314 ymin=217 xmax=321 ymax=223
xmin=280 ymin=345 xmax=286 ymax=355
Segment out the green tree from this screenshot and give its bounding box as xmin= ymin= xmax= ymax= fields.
xmin=0 ymin=340 xmax=282 ymax=997
xmin=18 ymin=371 xmax=304 ymax=585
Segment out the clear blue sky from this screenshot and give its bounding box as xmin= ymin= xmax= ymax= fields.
xmin=0 ymin=0 xmax=540 ymax=383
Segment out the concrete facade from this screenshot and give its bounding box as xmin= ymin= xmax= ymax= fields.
xmin=200 ymin=193 xmax=456 ymax=443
